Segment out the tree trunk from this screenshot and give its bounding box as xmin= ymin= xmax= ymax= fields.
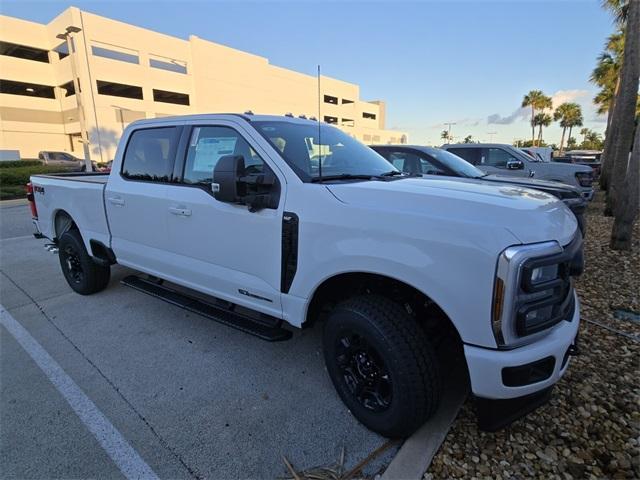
xmin=601 ymin=77 xmax=622 ymax=192
xmin=537 ymin=124 xmax=542 ymax=145
xmin=531 ymin=106 xmax=535 ymax=145
xmin=559 ymin=127 xmax=567 ymax=154
xmin=610 ymin=125 xmax=639 ymax=250
xmin=607 ymin=0 xmax=640 ymax=222
xmin=568 ymin=126 xmax=573 ymax=147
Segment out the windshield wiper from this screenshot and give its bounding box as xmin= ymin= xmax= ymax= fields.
xmin=310 ymin=174 xmax=376 ymax=183
xmin=378 ymin=170 xmax=404 ymax=177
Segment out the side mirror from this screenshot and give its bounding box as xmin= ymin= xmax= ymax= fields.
xmin=213 ymin=154 xmax=245 ymax=203
xmin=507 ymin=160 xmax=524 ymax=170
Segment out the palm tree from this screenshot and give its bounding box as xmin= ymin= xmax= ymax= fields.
xmin=440 ymin=130 xmax=450 ymax=143
xmin=533 ymin=113 xmax=553 ymax=145
xmin=580 ymin=128 xmax=590 ymax=144
xmin=463 ymin=135 xmax=474 ymax=143
xmin=554 ymin=103 xmax=582 ymax=154
xmin=607 ymin=0 xmax=639 ymax=248
xmin=590 ymin=32 xmax=624 ymax=134
xmin=565 ymin=104 xmax=584 ymax=148
xmin=522 ymin=90 xmax=551 ymax=146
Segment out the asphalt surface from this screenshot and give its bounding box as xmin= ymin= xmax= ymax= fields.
xmin=0 ymin=200 xmax=397 ymax=479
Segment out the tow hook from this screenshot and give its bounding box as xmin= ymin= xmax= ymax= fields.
xmin=44 ymin=243 xmax=59 ymax=255
xmin=568 ymin=344 xmax=580 ymax=356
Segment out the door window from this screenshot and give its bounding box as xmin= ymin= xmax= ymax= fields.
xmin=183 ymin=126 xmax=265 ymax=185
xmin=122 ymin=127 xmax=179 ymax=181
xmin=483 ymin=148 xmax=517 ymax=168
xmin=418 ymin=155 xmax=446 ymax=175
xmin=447 ymin=148 xmax=481 ymax=165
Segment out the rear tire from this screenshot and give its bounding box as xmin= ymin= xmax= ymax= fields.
xmin=58 ymin=230 xmax=110 ymax=295
xmin=323 ymin=295 xmax=441 ymax=438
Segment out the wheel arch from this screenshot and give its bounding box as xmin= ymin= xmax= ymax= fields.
xmin=53 ymin=209 xmax=78 ymax=240
xmin=303 ymin=271 xmax=462 ymax=345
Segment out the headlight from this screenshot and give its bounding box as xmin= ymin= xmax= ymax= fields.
xmin=492 ymin=235 xmax=583 ymax=348
xmin=530 ymin=264 xmax=558 ymax=284
xmin=575 ymin=171 xmax=593 ymax=187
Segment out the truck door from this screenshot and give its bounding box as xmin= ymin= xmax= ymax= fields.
xmin=105 ymin=126 xmax=182 ymax=274
xmin=164 ymin=122 xmax=284 ymax=317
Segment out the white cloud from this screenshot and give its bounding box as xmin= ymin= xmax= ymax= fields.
xmin=550 ymin=89 xmax=589 ymax=109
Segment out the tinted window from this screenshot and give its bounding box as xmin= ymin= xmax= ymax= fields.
xmin=122 ymin=127 xmax=179 ymax=181
xmin=183 ymin=126 xmax=264 ymax=185
xmin=253 ymin=121 xmax=395 ymax=181
xmin=484 ymin=148 xmax=517 ymax=168
xmin=447 ymin=148 xmax=481 ymax=165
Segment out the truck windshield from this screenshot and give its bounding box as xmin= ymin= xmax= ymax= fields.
xmin=425 ymin=148 xmax=486 ymax=178
xmin=252 ymin=120 xmax=399 ymax=182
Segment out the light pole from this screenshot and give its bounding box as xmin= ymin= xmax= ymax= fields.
xmin=57 ymin=25 xmax=92 ymax=172
xmin=444 ymin=122 xmax=456 ymax=144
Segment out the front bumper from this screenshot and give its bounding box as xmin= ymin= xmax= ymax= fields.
xmin=464 ymin=291 xmax=580 ymax=400
xmin=581 ymin=188 xmax=594 ymax=201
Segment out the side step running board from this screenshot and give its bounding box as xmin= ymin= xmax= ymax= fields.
xmin=121 ymin=275 xmax=292 ymax=342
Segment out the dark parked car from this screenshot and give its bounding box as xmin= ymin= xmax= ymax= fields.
xmin=371 ymin=145 xmax=587 ymax=234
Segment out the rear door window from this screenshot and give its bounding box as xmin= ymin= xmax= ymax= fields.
xmin=447 ymin=148 xmax=481 ymax=165
xmin=122 ymin=127 xmax=180 ymax=182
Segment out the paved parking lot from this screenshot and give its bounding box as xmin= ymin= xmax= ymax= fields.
xmin=0 ymin=200 xmax=397 ymax=479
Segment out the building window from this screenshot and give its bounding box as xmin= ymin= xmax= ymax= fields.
xmin=372 ymin=135 xmax=381 ymax=142
xmin=363 ymin=134 xmax=372 ymax=142
xmin=0 ymin=41 xmax=49 ymax=63
xmin=342 ymin=99 xmax=354 ymax=105
xmin=153 ymin=89 xmax=189 ymax=105
xmin=54 ymin=41 xmax=70 ymax=60
xmin=323 ymin=116 xmax=338 ymax=124
xmin=97 ymin=80 xmax=143 ymax=99
xmin=150 ymin=57 xmax=187 ymax=74
xmin=91 ymin=43 xmax=139 ymax=64
xmin=341 ymin=118 xmax=354 ymax=126
xmin=323 ymin=95 xmax=338 ymax=105
xmin=0 ymin=79 xmax=55 ymax=98
xmin=60 ymin=81 xmax=75 ymax=97
xmin=362 ymin=112 xmax=377 ymax=120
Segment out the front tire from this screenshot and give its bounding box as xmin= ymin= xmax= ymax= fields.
xmin=323 ymin=295 xmax=441 ymax=438
xmin=58 ymin=230 xmax=110 ymax=295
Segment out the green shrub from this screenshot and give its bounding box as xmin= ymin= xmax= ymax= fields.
xmin=0 ymin=184 xmax=27 ymax=200
xmin=0 ymin=160 xmax=41 ymax=169
xmin=0 ymin=165 xmax=74 ymax=187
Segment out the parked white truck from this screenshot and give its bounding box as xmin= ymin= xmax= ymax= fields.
xmin=28 ymin=114 xmax=582 ymax=437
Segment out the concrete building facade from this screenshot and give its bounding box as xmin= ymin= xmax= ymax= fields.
xmin=0 ymin=7 xmax=406 ymax=161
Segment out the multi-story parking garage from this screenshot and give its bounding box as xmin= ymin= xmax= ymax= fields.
xmin=0 ymin=7 xmax=407 ymax=161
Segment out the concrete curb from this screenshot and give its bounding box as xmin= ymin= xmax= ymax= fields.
xmin=381 ymin=363 xmax=468 ymax=480
xmin=0 ymin=198 xmax=28 ymax=207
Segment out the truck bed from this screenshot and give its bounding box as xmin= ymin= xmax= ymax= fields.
xmin=30 ymin=172 xmax=111 ymax=251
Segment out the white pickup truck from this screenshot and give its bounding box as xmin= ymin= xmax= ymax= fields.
xmin=28 ymin=114 xmax=583 ymax=437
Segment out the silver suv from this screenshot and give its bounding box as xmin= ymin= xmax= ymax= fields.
xmin=441 ymin=143 xmax=594 ymax=200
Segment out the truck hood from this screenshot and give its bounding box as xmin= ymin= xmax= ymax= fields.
xmin=327 ymin=177 xmax=577 ymax=246
xmin=481 ymin=175 xmax=583 ymax=199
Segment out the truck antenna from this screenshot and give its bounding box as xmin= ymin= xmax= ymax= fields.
xmin=317 ymin=64 xmax=323 ymax=183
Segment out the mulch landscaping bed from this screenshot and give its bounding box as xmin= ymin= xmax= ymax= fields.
xmin=428 ymin=188 xmax=639 ymax=480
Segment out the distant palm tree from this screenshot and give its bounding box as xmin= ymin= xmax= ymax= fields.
xmin=522 ymin=90 xmax=552 ymax=146
xmin=463 ymin=135 xmax=474 ymax=143
xmin=554 ymin=102 xmax=582 ymax=154
xmin=533 ymin=113 xmax=553 ymax=145
xmin=441 ymin=130 xmax=451 ymax=143
xmin=580 ymin=128 xmax=590 ymax=144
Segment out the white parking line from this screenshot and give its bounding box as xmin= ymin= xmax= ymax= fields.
xmin=0 ymin=305 xmax=159 ymax=480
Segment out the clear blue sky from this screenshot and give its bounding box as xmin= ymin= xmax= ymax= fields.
xmin=1 ymin=0 xmax=615 ymax=145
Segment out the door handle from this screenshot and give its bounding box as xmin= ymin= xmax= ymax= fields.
xmin=107 ymin=197 xmax=125 ymax=206
xmin=169 ymin=206 xmax=192 ymax=217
